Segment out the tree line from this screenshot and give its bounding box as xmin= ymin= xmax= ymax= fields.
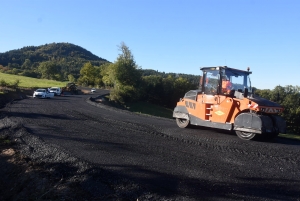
xmin=255 ymin=86 xmax=300 ymax=134
xmin=77 ymin=42 xmax=199 ymax=108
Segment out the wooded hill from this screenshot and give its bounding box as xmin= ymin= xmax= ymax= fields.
xmin=0 ymin=42 xmax=109 ymax=79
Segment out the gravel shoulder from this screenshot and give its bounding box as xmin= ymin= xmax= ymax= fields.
xmin=1 ymin=90 xmax=300 ymax=201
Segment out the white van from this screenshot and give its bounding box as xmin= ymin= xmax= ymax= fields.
xmin=49 ymin=87 xmax=61 ymax=96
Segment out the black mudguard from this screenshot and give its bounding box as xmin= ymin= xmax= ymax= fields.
xmin=270 ymin=115 xmax=286 ymax=134
xmin=234 ymin=113 xmax=274 ymax=134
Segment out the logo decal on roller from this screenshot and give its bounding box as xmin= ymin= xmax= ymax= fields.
xmin=260 ymin=107 xmax=281 ymax=113
xmin=215 ymin=111 xmax=225 ymax=115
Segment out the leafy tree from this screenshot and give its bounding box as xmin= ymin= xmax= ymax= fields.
xmin=141 ymin=75 xmax=197 ymax=108
xmin=256 ymin=85 xmax=300 ymax=134
xmin=100 ymin=63 xmax=115 ymax=88
xmin=54 ymin=73 xmax=64 ymax=81
xmin=21 ymin=59 xmax=32 ymax=69
xmin=38 ymin=61 xmax=59 ymax=80
xmin=110 ymin=42 xmax=141 ymax=103
xmin=8 ymin=63 xmax=20 ymax=69
xmin=114 ymin=42 xmax=141 ymax=86
xmin=141 ymin=75 xmax=164 ymax=104
xmin=279 ymin=86 xmax=300 ymax=133
xmin=93 ymin=66 xmax=103 ymax=87
xmin=110 ymin=84 xmax=138 ymax=103
xmin=255 ymin=89 xmax=272 ymax=101
xmin=19 ymin=70 xmax=39 ymax=78
xmin=161 ymin=75 xmax=179 ymax=107
xmin=77 ymin=62 xmax=97 ymax=86
xmin=171 ymin=77 xmax=195 ymax=106
xmin=7 ymin=68 xmax=21 ymax=75
xmin=68 ymin=74 xmax=76 ymax=83
xmin=10 ymin=79 xmax=20 ymax=90
xmin=0 ymin=79 xmax=8 ymax=87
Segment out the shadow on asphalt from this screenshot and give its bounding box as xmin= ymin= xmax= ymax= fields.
xmin=274 ymin=137 xmax=300 ymax=146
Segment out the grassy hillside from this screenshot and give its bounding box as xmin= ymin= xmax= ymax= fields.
xmin=0 ymin=72 xmax=67 ymax=88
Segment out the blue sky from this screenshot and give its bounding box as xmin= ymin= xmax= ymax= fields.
xmin=1 ymin=0 xmax=299 ymax=90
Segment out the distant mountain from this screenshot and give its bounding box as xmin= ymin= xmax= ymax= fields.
xmin=0 ymin=42 xmax=109 ymax=78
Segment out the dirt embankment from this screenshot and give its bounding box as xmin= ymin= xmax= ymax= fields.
xmin=0 ymin=127 xmax=95 ymax=201
xmin=0 ymin=88 xmax=34 ymax=108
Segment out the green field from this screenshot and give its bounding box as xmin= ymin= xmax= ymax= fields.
xmin=278 ymin=133 xmax=300 ymax=140
xmin=0 ymin=72 xmax=67 ymax=88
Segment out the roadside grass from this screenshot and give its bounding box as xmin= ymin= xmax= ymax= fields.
xmin=126 ymin=101 xmax=173 ymax=119
xmin=278 ymin=133 xmax=300 ymax=141
xmin=0 ymin=72 xmax=67 ymax=88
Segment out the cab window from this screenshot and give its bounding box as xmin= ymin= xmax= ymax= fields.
xmin=203 ymin=70 xmax=219 ymax=95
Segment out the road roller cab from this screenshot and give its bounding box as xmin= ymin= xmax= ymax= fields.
xmin=173 ymin=66 xmax=286 ymax=140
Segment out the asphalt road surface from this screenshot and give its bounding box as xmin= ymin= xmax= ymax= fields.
xmin=1 ymin=89 xmax=300 ymax=200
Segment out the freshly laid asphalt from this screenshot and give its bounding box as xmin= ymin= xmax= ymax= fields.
xmin=1 ymin=89 xmax=300 ymax=200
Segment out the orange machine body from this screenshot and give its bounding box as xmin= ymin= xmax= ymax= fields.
xmin=173 ymin=66 xmax=286 ymax=140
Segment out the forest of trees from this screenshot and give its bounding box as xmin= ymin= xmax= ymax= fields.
xmin=1 ymin=42 xmax=299 ymax=134
xmin=255 ymin=86 xmax=300 ymax=134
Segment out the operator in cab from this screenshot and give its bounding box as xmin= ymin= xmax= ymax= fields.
xmin=222 ymin=75 xmax=232 ymax=94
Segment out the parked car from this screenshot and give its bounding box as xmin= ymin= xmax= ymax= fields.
xmin=33 ymin=89 xmax=54 ymax=99
xmin=49 ymin=87 xmax=61 ymax=96
xmin=91 ymin=88 xmax=96 ymax=93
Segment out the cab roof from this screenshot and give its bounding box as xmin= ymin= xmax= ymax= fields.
xmin=200 ymin=66 xmax=252 ymax=75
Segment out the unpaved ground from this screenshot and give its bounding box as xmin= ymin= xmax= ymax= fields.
xmin=1 ymin=90 xmax=300 ymax=201
xmin=0 ymin=139 xmax=90 ymax=201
